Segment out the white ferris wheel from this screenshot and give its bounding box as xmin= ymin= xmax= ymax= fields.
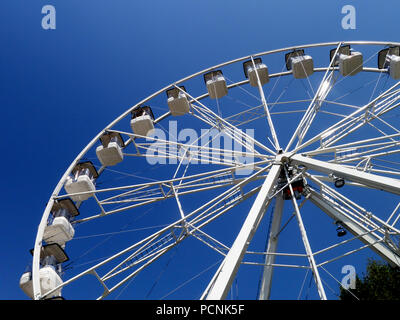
xmin=20 ymin=41 xmax=400 ymax=300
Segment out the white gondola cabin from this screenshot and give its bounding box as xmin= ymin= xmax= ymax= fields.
xmin=96 ymin=132 xmax=125 ymax=167
xmin=43 ymin=198 xmax=79 ymax=246
xmin=378 ymin=46 xmax=400 ymax=80
xmin=64 ymin=161 xmax=98 ymax=202
xmin=330 ymin=45 xmax=363 ymax=77
xmin=285 ymin=49 xmax=314 ymax=79
xmin=243 ymin=58 xmax=269 ymax=87
xmin=204 ymin=70 xmax=228 ymax=99
xmin=130 ymin=106 xmax=155 ymax=137
xmin=167 ymin=86 xmax=190 ymax=116
xmin=20 ymin=244 xmax=68 ymax=299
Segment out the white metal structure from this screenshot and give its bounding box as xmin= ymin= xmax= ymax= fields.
xmin=26 ymin=41 xmax=400 ymax=300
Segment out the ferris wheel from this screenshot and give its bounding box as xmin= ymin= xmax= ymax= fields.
xmin=20 ymin=41 xmax=400 ymax=300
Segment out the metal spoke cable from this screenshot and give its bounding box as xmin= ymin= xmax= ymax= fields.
xmin=330 ymin=47 xmax=383 ymax=94
xmin=297 ymin=269 xmax=310 ymax=300
xmin=368 ymin=68 xmax=386 ymax=104
xmin=145 ymin=249 xmax=177 ymax=299
xmin=267 ymin=61 xmax=290 ymax=102
xmin=159 ymin=258 xmax=223 ymax=300
xmin=72 ymin=224 xmax=171 ymax=240
xmin=320 ymin=265 xmax=359 ymax=300
xmin=114 ymin=275 xmax=137 ymax=300
xmin=269 ymin=77 xmax=295 ymax=112
xmin=224 ymin=74 xmax=262 ymax=103
xmin=64 ymin=205 xmax=158 ymax=269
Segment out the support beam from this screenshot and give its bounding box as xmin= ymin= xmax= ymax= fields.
xmin=201 ymin=163 xmax=282 ymax=300
xmin=284 ymin=167 xmax=327 ymax=300
xmin=308 ymin=189 xmax=400 ymax=267
xmin=291 ymin=154 xmax=400 ymax=196
xmin=285 ymin=43 xmax=341 ymax=151
xmin=251 ymin=56 xmax=281 ymax=151
xmin=258 ymin=193 xmax=284 ymax=300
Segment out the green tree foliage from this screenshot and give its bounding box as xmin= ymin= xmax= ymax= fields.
xmin=340 ymin=259 xmax=400 ymax=300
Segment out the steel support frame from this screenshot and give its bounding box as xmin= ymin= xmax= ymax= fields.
xmin=308 ymin=189 xmax=400 ymax=267
xmin=201 ymin=163 xmax=282 ymax=300
xmin=290 ymin=154 xmax=400 ymax=196
xmin=258 ymin=193 xmax=284 ymax=300
xmin=283 ymin=167 xmax=327 ymax=300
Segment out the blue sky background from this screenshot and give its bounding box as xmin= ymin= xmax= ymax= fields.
xmin=1 ymin=0 xmax=400 ymax=300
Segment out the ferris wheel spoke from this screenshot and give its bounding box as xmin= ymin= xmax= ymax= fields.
xmin=190 ymin=105 xmax=267 ymax=157
xmin=40 ymin=218 xmax=185 ymax=300
xmin=258 ymin=193 xmax=284 ymax=300
xmin=109 ymin=128 xmax=266 ymax=167
xmin=186 ymin=223 xmax=229 ymax=257
xmin=286 ymin=43 xmax=342 ymax=152
xmin=202 ymin=163 xmax=282 ymax=300
xmin=249 ymin=56 xmax=281 ymax=151
xmin=291 ymin=153 xmax=400 ymax=195
xmin=176 ymin=85 xmax=275 ymax=156
xmin=283 ymin=166 xmax=327 ymax=300
xmin=100 ymin=180 xmax=272 ymax=299
xmin=293 ymin=81 xmax=400 ymax=153
xmin=46 ymin=167 xmax=272 ymax=299
xmin=329 ymin=144 xmax=400 ymax=169
xmin=70 ymin=161 xmax=271 ymax=224
xmin=306 ymin=132 xmax=400 ymax=158
xmin=304 ymin=132 xmax=400 ymax=176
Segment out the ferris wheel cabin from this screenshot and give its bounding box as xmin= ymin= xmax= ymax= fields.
xmin=43 ymin=198 xmax=79 ymax=247
xmin=285 ymin=49 xmax=314 ymax=79
xmin=243 ymin=58 xmax=270 ymax=87
xmin=20 ymin=244 xmax=69 ymax=300
xmin=378 ymin=46 xmax=400 ymax=79
xmin=64 ymin=161 xmax=98 ymax=202
xmin=130 ymin=106 xmax=155 ymax=137
xmin=96 ymin=132 xmax=125 ymax=167
xmin=167 ymin=86 xmax=190 ymax=116
xmin=330 ymin=45 xmax=363 ymax=77
xmin=204 ymin=70 xmax=228 ymax=99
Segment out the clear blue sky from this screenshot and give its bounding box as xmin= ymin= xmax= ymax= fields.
xmin=1 ymin=0 xmax=400 ymax=300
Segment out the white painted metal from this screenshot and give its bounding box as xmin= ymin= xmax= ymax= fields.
xmin=389 ymin=55 xmax=400 ymax=79
xmin=339 ymin=52 xmax=363 ymax=76
xmin=43 ymin=217 xmax=75 ymax=246
xmin=130 ymin=114 xmax=155 ymax=137
xmin=285 ymin=43 xmax=341 ymax=152
xmin=291 ymin=55 xmax=314 ymax=79
xmin=283 ymin=167 xmax=327 ymax=300
xmin=290 ymin=154 xmax=400 ymax=195
xmin=247 ymin=63 xmax=269 ymax=87
xmin=168 ymin=95 xmax=190 ymax=116
xmin=21 ymin=266 xmax=63 ymax=299
xmin=258 ymin=193 xmax=284 ymax=300
xmin=202 ymin=163 xmax=281 ymax=300
xmin=250 ymin=56 xmax=280 ymax=151
xmin=96 ymin=142 xmax=124 ymax=167
xmin=64 ymin=175 xmax=96 ymax=202
xmin=309 ymin=189 xmax=400 ymax=267
xmin=206 ymin=75 xmax=228 ymax=99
